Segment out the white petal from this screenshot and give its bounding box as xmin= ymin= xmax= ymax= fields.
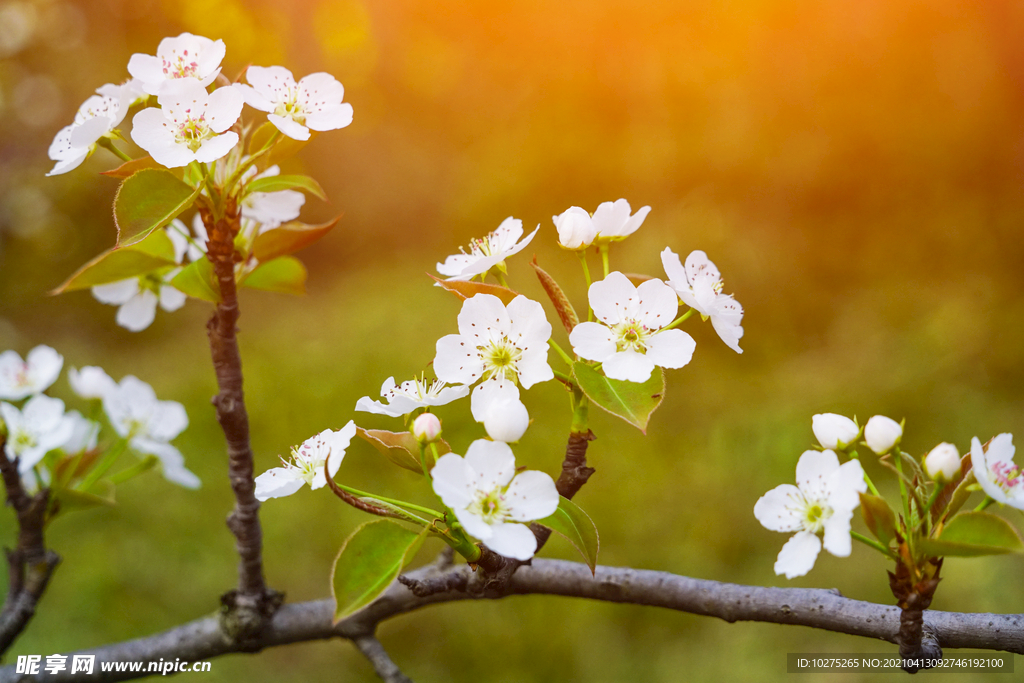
xmin=457 ymin=294 xmax=511 ymax=340
xmin=255 ymin=467 xmax=305 ymax=501
xmin=645 ymin=329 xmax=696 ymax=370
xmin=795 ymin=449 xmax=840 ymax=501
xmin=91 ymin=278 xmax=140 ymax=305
xmin=684 ymin=250 xmax=721 ymax=287
xmin=661 ymin=247 xmax=687 ymax=287
xmin=505 ymin=471 xmax=559 ymax=521
xmin=591 ymin=199 xmax=632 ymax=237
xmin=25 ymin=345 xmax=63 ymax=393
xmin=825 ymin=459 xmax=867 ymax=512
xmin=470 ymin=380 xmax=520 ymax=423
xmin=434 ymin=334 xmax=484 ymax=385
xmin=69 ymin=115 xmax=109 ymax=149
xmin=115 ymin=291 xmax=159 ymax=332
xmin=589 ymin=272 xmax=637 ymax=325
xmin=194 ymin=132 xmax=239 ymax=163
xmin=146 ymin=399 xmax=188 ymax=441
xmin=753 ymin=484 xmax=805 ymax=532
xmin=506 ymin=295 xmax=553 ymax=348
xmin=569 ymin=322 xmax=617 ymax=362
xmin=710 ymin=297 xmax=744 ymax=354
xmin=822 ymin=510 xmax=854 ymax=558
xmin=452 ymin=506 xmax=493 ymax=540
xmin=431 ymin=453 xmax=475 ymax=509
xmin=464 ymin=439 xmax=516 ymax=490
xmin=325 ymin=421 xmax=356 ymax=479
xmin=811 ymin=413 xmax=859 ymax=450
xmin=268 ymin=114 xmax=311 ymax=141
xmin=483 ymin=396 xmax=530 ymax=443
xmin=774 ymin=531 xmax=822 ymax=579
xmin=68 ymin=366 xmax=116 ymax=400
xmin=206 ymin=84 xmax=245 ymax=133
xmin=354 ymin=396 xmax=404 ymax=417
xmin=602 ymin=350 xmax=655 ymax=383
xmin=515 ymin=352 xmax=554 ymax=389
xmin=634 ymin=279 xmax=678 ymax=329
xmin=306 ymin=102 xmax=353 ymax=132
xmin=483 ymin=523 xmax=537 ymax=560
xmin=247 ymin=65 xmax=298 ymax=102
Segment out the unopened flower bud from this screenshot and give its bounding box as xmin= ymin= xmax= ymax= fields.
xmin=925 ymin=443 xmax=961 ymax=482
xmin=412 ymin=413 xmax=442 ymax=443
xmin=864 ymin=415 xmax=902 ymax=454
xmin=812 ymin=413 xmax=859 ymax=450
xmin=553 ymin=206 xmax=597 ymax=250
xmin=484 ymin=398 xmax=530 ymax=443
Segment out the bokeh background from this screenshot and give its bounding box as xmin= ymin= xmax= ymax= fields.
xmin=2 ymin=0 xmax=1024 ymax=680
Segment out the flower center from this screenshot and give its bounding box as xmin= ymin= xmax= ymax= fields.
xmin=162 ymin=50 xmax=200 ymax=79
xmin=287 ymin=445 xmax=326 ymax=486
xmin=172 ymin=110 xmax=213 ymax=152
xmin=274 ymin=89 xmax=307 ymax=122
xmin=802 ymin=500 xmax=831 ymax=533
xmin=12 ymin=428 xmax=36 ymax=453
xmin=10 ymin=363 xmax=30 ymax=388
xmin=612 ymin=320 xmax=650 ymax=353
xmin=992 ymin=461 xmax=1023 ymax=493
xmin=468 ymin=489 xmax=509 ymax=525
xmin=480 ymin=339 xmax=521 ymax=382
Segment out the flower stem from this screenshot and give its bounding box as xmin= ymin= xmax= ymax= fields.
xmin=599 ymin=245 xmax=610 ymax=278
xmin=549 ymin=339 xmax=575 ymax=368
xmin=78 ymin=439 xmax=129 ymax=492
xmin=107 ymin=455 xmax=159 ymax=486
xmin=335 ymin=483 xmax=443 ymax=518
xmin=861 ymin=470 xmax=881 ymax=498
xmin=851 ymin=530 xmax=896 ymax=559
xmin=974 ymin=496 xmax=995 ymax=512
xmin=893 ymin=447 xmax=915 ymax=553
xmin=495 ymin=271 xmax=511 ymax=289
xmin=578 ymin=252 xmax=594 ymax=321
xmin=662 ymin=308 xmax=695 ymax=330
xmin=98 ymin=137 xmax=132 ymax=163
xmin=552 ymin=369 xmax=574 ymax=387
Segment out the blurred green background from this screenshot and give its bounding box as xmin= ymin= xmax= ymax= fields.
xmin=2 ymin=0 xmax=1024 ymax=680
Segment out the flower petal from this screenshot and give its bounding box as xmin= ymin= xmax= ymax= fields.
xmin=115 ymin=291 xmax=159 ymax=332
xmin=569 ymin=322 xmax=617 ymax=362
xmin=589 ymin=272 xmax=637 ymax=325
xmin=774 ymin=530 xmax=822 ymax=579
xmin=601 ymin=350 xmax=655 ymax=383
xmin=431 ymin=452 xmax=475 ymax=509
xmin=505 ymin=471 xmax=559 ymax=521
xmin=822 ymin=509 xmax=854 ymax=557
xmin=483 ymin=522 xmax=537 ymax=560
xmin=464 ymin=439 xmax=516 ymax=490
xmin=268 ymin=113 xmax=311 ymax=141
xmin=753 ymin=484 xmax=805 ymax=532
xmin=255 ymin=467 xmax=305 ymax=501
xmin=645 ymin=329 xmax=696 ymax=370
xmin=795 ymin=449 xmax=840 ymax=501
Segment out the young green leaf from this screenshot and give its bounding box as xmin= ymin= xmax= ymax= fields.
xmin=114 ymin=169 xmax=202 ymax=246
xmin=859 ymin=493 xmax=897 ymax=547
xmin=428 ymin=274 xmax=520 ymax=305
xmin=355 ymin=427 xmax=451 ymax=473
xmin=239 ymin=256 xmax=307 ymax=296
xmin=331 ymin=520 xmax=427 ymax=623
xmin=170 ymin=258 xmax=221 ymax=302
xmin=101 ymin=155 xmax=174 ymax=180
xmin=252 ymin=217 xmax=341 ymax=262
xmin=245 ymin=174 xmax=327 ymax=201
xmin=537 ymin=496 xmax=600 ymax=574
xmin=530 ymin=257 xmax=579 ymax=334
xmin=53 ymin=481 xmax=116 ymax=511
xmin=917 ymin=511 xmax=1024 ymax=557
xmin=52 ymin=229 xmax=177 ymax=294
xmin=573 ymin=362 xmax=665 ymax=433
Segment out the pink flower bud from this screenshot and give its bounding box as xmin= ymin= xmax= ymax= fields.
xmin=412 ymin=413 xmax=442 ymax=443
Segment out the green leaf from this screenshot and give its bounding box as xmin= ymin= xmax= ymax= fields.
xmin=54 ymin=481 xmax=116 ymax=511
xmin=101 ymin=155 xmax=175 ymax=180
xmin=531 ymin=257 xmax=578 ymax=334
xmin=170 ymin=258 xmax=220 ymax=302
xmin=573 ymin=362 xmax=665 ymax=433
xmin=239 ymin=256 xmax=307 ymax=296
xmin=52 ymin=229 xmax=177 ymax=293
xmin=252 ymin=217 xmax=341 ymax=262
xmin=331 ymin=520 xmax=426 ymax=623
xmin=246 ymin=174 xmax=327 ymax=201
xmin=859 ymin=493 xmax=897 ymax=547
xmin=917 ymin=511 xmax=1024 ymax=557
xmin=115 ymin=169 xmax=202 ymax=246
xmin=429 ymin=274 xmax=519 ymax=305
xmin=355 ymin=428 xmax=451 ymax=473
xmin=537 ymin=496 xmax=600 ymax=574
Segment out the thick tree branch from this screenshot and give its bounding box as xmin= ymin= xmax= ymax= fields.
xmin=0 ymin=442 xmax=60 ymax=655
xmin=203 ymin=208 xmax=279 ymax=636
xmin=2 ymin=559 xmax=1019 ymax=682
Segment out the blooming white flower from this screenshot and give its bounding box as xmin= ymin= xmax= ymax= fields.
xmin=569 ymin=272 xmax=695 ymax=383
xmin=92 ymin=267 xmax=187 ymax=332
xmin=924 ymin=442 xmax=961 ymax=482
xmin=97 ymin=79 xmax=148 ymax=107
xmin=434 ymin=294 xmax=554 ymax=410
xmin=482 ymin=396 xmax=530 ymax=444
xmin=0 ymin=395 xmax=74 ymax=473
xmin=592 ymin=199 xmax=650 ymax=242
xmin=103 ymin=375 xmax=198 ymax=489
xmin=62 ymin=410 xmax=100 ymax=454
xmin=241 ymin=66 xmax=353 ymax=141
xmin=47 ymin=88 xmax=131 ymax=176
xmin=431 ymin=439 xmax=558 ymax=560
xmin=412 ymin=413 xmax=442 ymax=443
xmin=661 ymin=248 xmax=744 ymax=354
xmin=254 ymin=421 xmax=357 ymax=501
xmin=972 ymin=434 xmax=1024 ymax=510
xmin=811 ymin=413 xmax=860 ymax=450
xmin=754 ymin=449 xmax=867 ymax=579
xmin=241 ymin=165 xmax=305 ymax=230
xmin=131 ymin=79 xmax=244 ymax=168
xmin=0 ymin=345 xmax=63 ymax=400
xmin=68 ymin=365 xmax=117 ymax=401
xmin=864 ymin=415 xmax=902 ymax=455
xmin=436 ymin=217 xmax=539 ymax=281
xmin=355 ymin=377 xmax=469 ymax=418
xmin=553 ymin=206 xmax=597 ymax=250
xmin=127 ymin=33 xmax=226 ymax=96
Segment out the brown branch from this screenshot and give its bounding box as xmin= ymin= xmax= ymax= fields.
xmin=353 ymin=635 xmax=415 ymax=683
xmin=0 ymin=441 xmax=61 ymax=654
xmin=202 ymin=207 xmax=279 ymax=637
xmin=1 ymin=559 xmax=1020 ymax=682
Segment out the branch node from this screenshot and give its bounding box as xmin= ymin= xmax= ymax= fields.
xmin=218 ymin=587 xmax=284 ymax=645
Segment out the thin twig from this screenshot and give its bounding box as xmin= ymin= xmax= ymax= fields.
xmin=3 ymin=559 xmax=1020 ymax=682
xmin=353 ymin=635 xmax=414 ymax=683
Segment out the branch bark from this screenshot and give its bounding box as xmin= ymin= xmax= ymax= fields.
xmin=2 ymin=559 xmax=1019 ymax=682
xmin=352 ymin=635 xmax=414 ymax=683
xmin=0 ymin=443 xmax=60 ymax=655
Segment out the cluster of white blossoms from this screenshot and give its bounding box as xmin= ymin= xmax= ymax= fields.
xmin=553 ymin=199 xmax=651 ymax=250
xmin=0 ymin=347 xmax=197 ymax=490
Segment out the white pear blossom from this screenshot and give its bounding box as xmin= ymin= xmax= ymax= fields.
xmin=47 ymin=88 xmax=131 ymax=176
xmin=864 ymin=415 xmax=902 ymax=454
xmin=355 ymin=377 xmax=469 ymax=418
xmin=412 ymin=413 xmax=442 ymax=443
xmin=431 ymin=439 xmax=558 ymax=560
xmin=972 ymin=434 xmax=1024 ymax=510
xmin=434 ymin=294 xmax=554 ymax=411
xmin=924 ymin=442 xmax=961 ymax=482
xmin=553 ymin=206 xmax=597 ymax=250
xmin=0 ymin=345 xmax=63 ymax=400
xmin=661 ymin=248 xmax=744 ymax=354
xmin=569 ymin=272 xmax=695 ymax=383
xmin=0 ymin=395 xmax=74 ymax=473
xmin=241 ymin=165 xmax=305 ymax=230
xmin=436 ymin=218 xmax=539 ymax=281
xmin=131 ymin=79 xmax=244 ymax=168
xmin=754 ymin=449 xmax=867 ymax=579
xmin=592 ymin=199 xmax=650 ymax=242
xmin=103 ymin=375 xmax=198 ymax=489
xmin=92 ymin=266 xmax=187 ymax=332
xmin=68 ymin=365 xmax=117 ymax=400
xmin=127 ymin=33 xmax=226 ymax=96
xmin=166 ymin=214 xmax=208 ymax=264
xmin=241 ymin=66 xmax=353 ymax=141
xmin=254 ymin=421 xmax=357 ymax=501
xmin=811 ymin=413 xmax=860 ymax=450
